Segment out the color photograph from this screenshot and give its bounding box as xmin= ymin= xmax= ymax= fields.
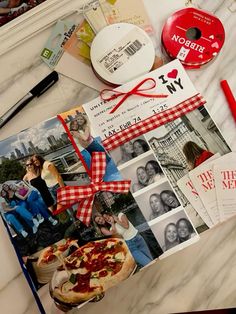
xmin=58 ymin=106 xmax=122 ymax=182
xmin=92 ymin=190 xmax=163 ymax=267
xmin=0 ymin=115 xmax=87 ymax=256
xmin=0 ymin=0 xmax=48 ymax=27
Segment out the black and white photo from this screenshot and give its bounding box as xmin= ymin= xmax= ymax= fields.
xmin=150 ymin=209 xmax=198 ymax=253
xmin=144 ymin=106 xmax=231 ymax=230
xmin=145 ymin=106 xmax=230 ymax=200
xmin=110 ymin=135 xmax=150 ymax=166
xmin=119 ymin=154 xmax=164 ymax=193
xmin=134 ymin=181 xmax=180 ymax=222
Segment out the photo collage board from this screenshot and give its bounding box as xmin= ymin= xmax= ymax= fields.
xmin=0 ymin=59 xmax=232 ymax=312
xmin=82 ymin=59 xmax=232 ymax=254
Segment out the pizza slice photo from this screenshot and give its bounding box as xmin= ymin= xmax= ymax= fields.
xmin=30 ymin=239 xmax=79 ymax=285
xmin=50 ymin=238 xmax=136 ymax=307
xmin=37 ymin=239 xmax=79 ymax=267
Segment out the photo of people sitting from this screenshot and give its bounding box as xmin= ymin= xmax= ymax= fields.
xmin=110 ymin=136 xmax=150 ymax=166
xmin=131 ymin=160 xmax=164 ymax=192
xmin=0 ymin=149 xmax=82 ymax=257
xmin=94 ymin=212 xmax=153 ymax=268
xmin=0 ymin=181 xmax=58 ymax=239
xmin=69 ymin=113 xmax=110 ymax=162
xmin=150 ymin=210 xmax=197 ymax=253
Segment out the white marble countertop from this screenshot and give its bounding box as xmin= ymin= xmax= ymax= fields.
xmin=0 ymin=0 xmax=236 ymax=313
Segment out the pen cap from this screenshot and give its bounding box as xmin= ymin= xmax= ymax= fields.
xmin=30 ymin=71 xmax=59 ymax=97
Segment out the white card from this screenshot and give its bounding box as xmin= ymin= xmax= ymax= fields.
xmin=189 ymin=160 xmax=220 ymax=225
xmin=83 ymin=59 xmax=198 ymax=140
xmin=55 ymin=51 xmax=109 ymax=91
xmin=189 ymin=152 xmax=236 ymax=225
xmin=177 ymin=174 xmax=214 ymax=228
xmin=177 ymin=153 xmax=221 ymax=228
xmin=214 ymin=153 xmax=236 ymax=221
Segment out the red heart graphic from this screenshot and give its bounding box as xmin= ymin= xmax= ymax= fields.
xmin=167 ymin=69 xmax=178 ymax=79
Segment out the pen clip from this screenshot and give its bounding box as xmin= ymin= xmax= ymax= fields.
xmin=37 ymin=77 xmax=58 ymax=97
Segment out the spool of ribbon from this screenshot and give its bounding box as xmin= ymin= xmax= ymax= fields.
xmin=56 ymin=152 xmax=131 ymax=226
xmin=100 ymin=78 xmax=168 ymax=114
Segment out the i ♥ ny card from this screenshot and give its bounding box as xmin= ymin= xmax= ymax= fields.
xmin=0 ymin=60 xmax=232 ymax=312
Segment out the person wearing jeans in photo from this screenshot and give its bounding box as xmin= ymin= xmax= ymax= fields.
xmin=0 ymin=190 xmax=38 ymax=236
xmin=69 ymin=113 xmax=111 ymax=163
xmin=0 ymin=194 xmax=29 ymax=238
xmin=12 ymin=182 xmax=54 ymax=224
xmin=31 ymin=155 xmax=74 ymax=223
xmin=95 ymin=212 xmax=153 ymax=268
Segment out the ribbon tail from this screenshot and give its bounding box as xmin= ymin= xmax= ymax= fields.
xmin=110 ymin=93 xmax=131 ymax=114
xmin=76 ymin=195 xmax=94 ymax=226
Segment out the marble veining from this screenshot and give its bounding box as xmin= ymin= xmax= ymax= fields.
xmin=0 ymin=0 xmax=236 ymax=313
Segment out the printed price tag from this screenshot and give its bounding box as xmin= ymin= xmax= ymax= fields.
xmin=97 ymin=28 xmax=150 ymax=74
xmin=41 ymin=20 xmax=76 ymax=69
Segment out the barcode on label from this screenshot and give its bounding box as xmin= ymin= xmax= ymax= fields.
xmin=124 ymin=40 xmax=143 ymax=56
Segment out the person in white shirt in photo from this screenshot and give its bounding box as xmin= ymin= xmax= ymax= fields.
xmin=95 ymin=212 xmax=153 ymax=267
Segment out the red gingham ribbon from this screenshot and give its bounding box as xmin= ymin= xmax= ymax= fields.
xmin=56 ymin=152 xmax=131 ymax=226
xmin=102 ymin=93 xmax=206 ymax=151
xmin=100 ymin=78 xmax=168 ymax=114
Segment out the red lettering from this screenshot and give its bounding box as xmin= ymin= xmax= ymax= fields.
xmin=202 ymin=180 xmax=215 ymax=191
xmin=222 ymin=180 xmax=236 ymax=189
xmin=186 ymin=180 xmax=198 ymax=196
xmin=198 ymin=170 xmax=213 ymax=184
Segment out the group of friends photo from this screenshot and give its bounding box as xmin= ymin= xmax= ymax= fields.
xmin=0 ymin=153 xmax=75 ymax=256
xmin=93 ymin=211 xmax=154 ymax=268
xmin=119 ymin=153 xmax=165 ymax=194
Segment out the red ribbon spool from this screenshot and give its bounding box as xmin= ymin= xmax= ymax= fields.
xmin=161 ymin=8 xmax=225 ymax=69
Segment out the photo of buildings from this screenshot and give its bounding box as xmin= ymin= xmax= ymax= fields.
xmin=0 ymin=116 xmax=84 ymax=178
xmin=144 ymin=106 xmax=231 ymax=224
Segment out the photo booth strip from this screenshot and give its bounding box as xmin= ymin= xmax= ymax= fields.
xmin=102 ymin=93 xmax=206 ymax=151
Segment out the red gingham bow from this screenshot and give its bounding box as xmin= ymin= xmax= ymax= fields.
xmin=100 ymin=78 xmax=168 ymax=114
xmin=56 ymin=152 xmax=131 ymax=226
